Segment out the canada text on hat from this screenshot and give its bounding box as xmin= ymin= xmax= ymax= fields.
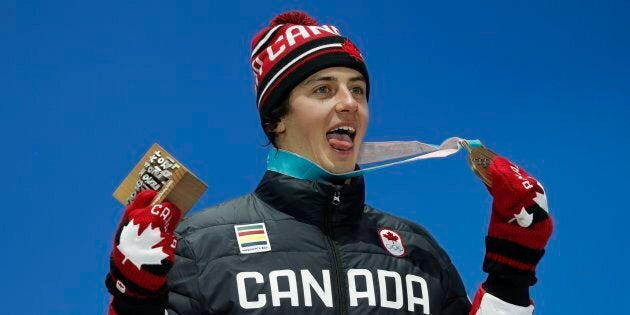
xmin=250 ymin=11 xmax=369 ymax=119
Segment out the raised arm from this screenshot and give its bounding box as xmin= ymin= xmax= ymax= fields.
xmin=105 ymin=190 xmax=182 ymax=315
xmin=470 ymin=157 xmax=553 ymax=314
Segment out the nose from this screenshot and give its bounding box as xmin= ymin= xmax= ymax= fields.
xmin=335 ymin=87 xmax=359 ymax=113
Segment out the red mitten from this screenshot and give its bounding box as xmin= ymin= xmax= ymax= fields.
xmin=484 ymin=157 xmax=553 ymax=286
xmin=106 ymin=190 xmax=182 ymax=304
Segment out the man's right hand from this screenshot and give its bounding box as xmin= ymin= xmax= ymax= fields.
xmin=106 ymin=190 xmax=182 ymax=309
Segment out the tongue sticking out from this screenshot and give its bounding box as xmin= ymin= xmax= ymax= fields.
xmin=327 ymin=133 xmax=354 ymax=151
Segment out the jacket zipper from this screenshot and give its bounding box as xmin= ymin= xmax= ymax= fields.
xmin=325 ymin=190 xmax=347 ymax=315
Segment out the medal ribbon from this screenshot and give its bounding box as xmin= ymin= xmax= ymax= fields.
xmin=267 ymin=137 xmax=483 ymax=181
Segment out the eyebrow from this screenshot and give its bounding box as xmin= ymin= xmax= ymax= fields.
xmin=302 ymin=75 xmax=366 ymax=86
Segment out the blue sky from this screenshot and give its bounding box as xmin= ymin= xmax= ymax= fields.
xmin=4 ymin=1 xmax=629 ymax=314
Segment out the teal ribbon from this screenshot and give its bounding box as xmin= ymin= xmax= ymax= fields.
xmin=467 ymin=139 xmax=483 ymax=148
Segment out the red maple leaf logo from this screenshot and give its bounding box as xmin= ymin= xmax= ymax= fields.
xmin=383 ymin=231 xmax=399 ymax=242
xmin=342 ymin=40 xmax=363 ymax=61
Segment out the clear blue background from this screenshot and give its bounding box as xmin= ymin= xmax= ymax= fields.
xmin=4 ymin=1 xmax=629 ymax=314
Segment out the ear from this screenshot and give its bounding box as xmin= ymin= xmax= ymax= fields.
xmin=272 ymin=120 xmax=286 ymax=134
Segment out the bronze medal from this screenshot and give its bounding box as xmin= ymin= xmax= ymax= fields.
xmin=460 ymin=141 xmax=497 ymax=187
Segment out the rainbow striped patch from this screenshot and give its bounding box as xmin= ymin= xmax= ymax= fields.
xmin=234 ymin=223 xmax=271 ymax=254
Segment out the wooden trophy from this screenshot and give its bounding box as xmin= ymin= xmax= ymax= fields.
xmin=113 ymin=143 xmax=207 ymax=215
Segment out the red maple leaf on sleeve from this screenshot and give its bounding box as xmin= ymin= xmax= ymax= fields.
xmin=383 ymin=231 xmax=399 ymax=241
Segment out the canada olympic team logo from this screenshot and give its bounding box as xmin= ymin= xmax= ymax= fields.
xmin=378 ymin=228 xmax=406 ymax=257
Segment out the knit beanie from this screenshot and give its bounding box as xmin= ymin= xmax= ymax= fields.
xmin=251 ymin=11 xmax=369 ymax=130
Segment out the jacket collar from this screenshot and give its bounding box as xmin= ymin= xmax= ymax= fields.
xmin=254 ymin=171 xmax=365 ymax=229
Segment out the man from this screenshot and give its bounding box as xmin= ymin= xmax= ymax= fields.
xmin=106 ymin=11 xmax=552 ymax=314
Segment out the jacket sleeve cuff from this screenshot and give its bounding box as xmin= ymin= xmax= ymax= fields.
xmin=110 ymin=296 xmax=167 ymax=315
xmin=483 ymin=274 xmax=531 ymax=306
xmin=470 ymin=285 xmax=534 ymax=315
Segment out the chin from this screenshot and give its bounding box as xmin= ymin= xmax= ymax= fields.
xmin=319 ymin=150 xmax=356 ymax=174
xmin=324 ymin=158 xmax=357 ymax=174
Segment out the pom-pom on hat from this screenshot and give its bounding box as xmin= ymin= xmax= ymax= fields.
xmin=251 ymin=11 xmax=369 ymax=125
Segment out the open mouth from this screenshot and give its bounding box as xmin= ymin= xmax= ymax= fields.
xmin=326 ymin=125 xmax=356 ymax=152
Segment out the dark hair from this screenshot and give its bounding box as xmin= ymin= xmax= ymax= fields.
xmin=261 ymin=98 xmax=291 ymax=147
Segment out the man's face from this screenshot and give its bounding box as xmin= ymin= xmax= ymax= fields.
xmin=274 ymin=67 xmax=369 ymax=174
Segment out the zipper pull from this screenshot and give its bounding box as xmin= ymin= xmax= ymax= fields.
xmin=332 ymin=191 xmax=341 ymax=206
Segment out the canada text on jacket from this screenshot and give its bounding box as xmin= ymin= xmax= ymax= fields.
xmin=236 ymin=269 xmax=430 ymax=314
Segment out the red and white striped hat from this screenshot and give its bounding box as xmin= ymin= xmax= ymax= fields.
xmin=251 ymin=11 xmax=369 ymax=121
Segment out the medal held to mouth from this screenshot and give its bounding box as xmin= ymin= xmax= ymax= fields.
xmin=113 ymin=143 xmax=208 ymax=215
xmin=460 ymin=140 xmax=497 ymax=187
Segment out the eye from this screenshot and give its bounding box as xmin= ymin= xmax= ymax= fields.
xmin=350 ymin=86 xmax=365 ymax=96
xmin=314 ymin=85 xmax=332 ymax=94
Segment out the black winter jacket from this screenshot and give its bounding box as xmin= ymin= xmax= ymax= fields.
xmin=166 ymin=171 xmax=471 ymax=314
